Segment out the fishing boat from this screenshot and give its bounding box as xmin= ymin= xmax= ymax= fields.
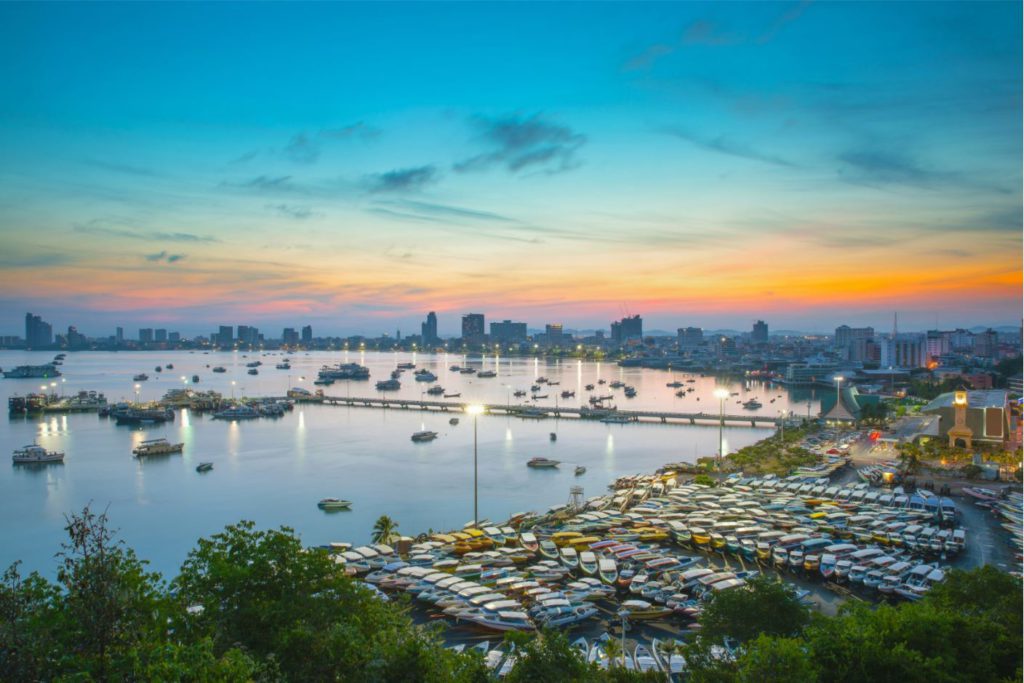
xmin=527 ymin=457 xmax=560 ymax=468
xmin=518 ymin=532 xmax=539 ymax=552
xmin=12 ymin=444 xmax=64 ymax=464
xmin=196 ymin=462 xmax=213 ymax=472
xmin=444 ymin=393 xmax=461 ymax=398
xmin=598 ymin=558 xmax=618 ymax=585
xmin=132 ymin=438 xmax=185 ymax=457
xmin=619 ymin=599 xmax=672 ymax=619
xmin=318 ymin=498 xmax=353 ymax=510
xmin=578 ymin=551 xmax=598 ymax=576
xmin=411 ymin=431 xmax=438 ymax=442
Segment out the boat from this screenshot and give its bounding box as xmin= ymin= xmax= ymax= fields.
xmin=247 ymin=368 xmax=258 ymax=375
xmin=191 ymin=375 xmax=200 ymax=383
xmin=444 ymin=393 xmax=461 ymax=398
xmin=623 ymin=387 xmax=637 ymax=398
xmin=376 ymin=379 xmax=401 ymax=391
xmin=414 ymin=370 xmax=437 ymax=382
xmin=579 ymin=551 xmax=599 ymax=576
xmin=550 ymin=432 xmax=557 ymax=442
xmin=212 ymin=366 xmax=227 ymax=373
xmin=132 ymin=438 xmax=184 ymax=456
xmin=318 ymin=363 xmax=371 ymax=380
xmin=513 ymin=390 xmax=527 ymax=397
xmin=196 ymin=462 xmax=213 ymax=473
xmin=154 ymin=366 xmax=163 ymax=373
xmin=318 ymin=498 xmax=353 ymax=510
xmin=560 ymin=390 xmax=575 ymax=398
xmin=275 ymin=362 xmax=291 ymax=370
xmin=585 ymin=384 xmax=595 ymax=390
xmin=426 ymin=385 xmax=445 ymax=395
xmin=575 ymin=465 xmax=586 ymax=476
xmin=742 ymin=399 xmax=763 ymax=410
xmin=600 ymin=415 xmax=632 ymax=424
xmin=598 ymin=558 xmax=618 ymax=585
xmin=411 ymin=431 xmax=438 ymax=442
xmin=527 ymin=457 xmax=560 ymax=469
xmin=633 ymin=644 xmax=663 ymax=675
xmin=619 ymin=599 xmax=672 ymax=619
xmin=133 ymin=373 xmax=149 ymax=381
xmin=449 ymin=417 xmax=459 ymax=425
xmin=12 ymin=444 xmax=64 ymax=464
xmin=477 ymin=370 xmax=497 ymax=378
xmin=115 ymin=407 xmax=175 ymax=425
xmin=212 ymin=405 xmax=260 ymax=420
xmin=3 ymin=365 xmax=62 ymax=379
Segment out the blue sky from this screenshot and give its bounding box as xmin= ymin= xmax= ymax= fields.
xmin=0 ymin=2 xmax=1020 ymax=336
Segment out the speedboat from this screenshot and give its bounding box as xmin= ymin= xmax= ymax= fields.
xmin=196 ymin=462 xmax=214 ymax=472
xmin=213 ymin=405 xmax=260 ymax=420
xmin=620 ymin=599 xmax=671 ymax=619
xmin=575 ymin=465 xmax=586 ymax=476
xmin=318 ymin=498 xmax=353 ymax=510
xmin=12 ymin=444 xmax=64 ymax=464
xmin=411 ymin=431 xmax=438 ymax=442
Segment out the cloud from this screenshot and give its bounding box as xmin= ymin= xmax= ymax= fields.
xmin=454 ymin=114 xmax=586 ymax=175
xmin=74 ymin=221 xmax=219 ymax=243
xmin=84 ymin=159 xmax=161 ymax=177
xmin=267 ymin=203 xmax=317 ymax=219
xmin=364 ymin=165 xmax=440 ymax=193
xmin=683 ymin=20 xmax=741 ymax=46
xmin=283 ymin=133 xmax=320 ymax=164
xmin=144 ymin=251 xmax=187 ymax=263
xmin=373 ymin=199 xmax=516 ymax=223
xmin=223 ymin=175 xmax=301 ymax=193
xmin=623 ymin=43 xmax=675 ymax=71
xmin=661 ymin=127 xmax=797 ymax=167
xmin=837 ymin=150 xmax=971 ymax=190
xmin=319 ymin=122 xmax=381 ymax=140
xmin=757 ymin=1 xmax=813 ymax=44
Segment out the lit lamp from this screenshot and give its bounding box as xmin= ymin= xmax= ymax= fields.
xmin=713 ymin=388 xmax=730 ymax=469
xmin=465 ymin=404 xmax=486 ymax=527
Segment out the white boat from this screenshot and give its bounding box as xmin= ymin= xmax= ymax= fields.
xmin=527 ymin=457 xmax=560 ymax=469
xmin=318 ymin=498 xmax=353 ymax=510
xmin=12 ymin=444 xmax=64 ymax=464
xmin=633 ymin=644 xmax=663 ymax=675
xmin=213 ymin=405 xmax=260 ymax=420
xmin=411 ymin=431 xmax=438 ymax=442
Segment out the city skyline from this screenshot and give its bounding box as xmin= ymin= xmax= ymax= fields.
xmin=1 ymin=2 xmax=1021 ymax=333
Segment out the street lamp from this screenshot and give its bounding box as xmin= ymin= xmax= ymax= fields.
xmin=714 ymin=388 xmax=730 ymax=470
xmin=617 ymin=608 xmax=631 ymax=667
xmin=230 ymin=380 xmax=236 ymax=400
xmin=134 ymin=383 xmax=141 ymax=403
xmin=465 ymin=404 xmax=485 ymax=527
xmin=834 ymin=376 xmax=844 ymax=420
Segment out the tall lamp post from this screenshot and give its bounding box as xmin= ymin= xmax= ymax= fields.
xmin=466 ymin=404 xmax=485 ymax=527
xmin=834 ymin=376 xmax=844 ymax=424
xmin=714 ymin=388 xmax=730 ymax=470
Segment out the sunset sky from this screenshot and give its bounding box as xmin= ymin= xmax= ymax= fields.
xmin=0 ymin=2 xmax=1020 ymax=336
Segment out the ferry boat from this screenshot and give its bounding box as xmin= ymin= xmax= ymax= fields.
xmin=318 ymin=498 xmax=353 ymax=511
xmin=196 ymin=462 xmax=214 ymax=472
xmin=12 ymin=444 xmax=64 ymax=464
xmin=115 ymin=407 xmax=175 ymax=425
xmin=133 ymin=438 xmax=185 ymax=457
xmin=3 ymin=365 xmax=62 ymax=379
xmin=318 ymin=363 xmax=370 ymax=380
xmin=527 ymin=457 xmax=560 ymax=469
xmin=411 ymin=431 xmax=438 ymax=442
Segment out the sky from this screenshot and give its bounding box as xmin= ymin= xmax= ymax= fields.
xmin=0 ymin=1 xmax=1021 ymax=337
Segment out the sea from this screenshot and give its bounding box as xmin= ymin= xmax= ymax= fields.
xmin=0 ymin=350 xmax=824 ymax=579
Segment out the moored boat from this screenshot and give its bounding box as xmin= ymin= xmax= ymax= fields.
xmin=12 ymin=444 xmax=64 ymax=464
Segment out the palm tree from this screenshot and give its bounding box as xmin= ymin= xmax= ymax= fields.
xmin=371 ymin=515 xmax=399 ymax=545
xmin=602 ymin=636 xmax=622 ymax=669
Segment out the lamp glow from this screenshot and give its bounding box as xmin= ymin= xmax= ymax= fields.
xmin=466 ymin=404 xmax=485 ymax=415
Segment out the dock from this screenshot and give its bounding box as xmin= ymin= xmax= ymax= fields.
xmin=304 ymin=395 xmax=779 ymax=427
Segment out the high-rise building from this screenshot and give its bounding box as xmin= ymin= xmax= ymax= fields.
xmin=610 ymin=315 xmax=642 ymax=345
xmin=461 ymin=313 xmax=485 ymax=344
xmin=973 ymin=329 xmax=999 ymax=358
xmin=155 ymin=329 xmax=167 ymax=343
xmin=218 ymin=325 xmax=233 ymax=347
xmin=489 ymin=319 xmax=527 ymax=344
xmin=66 ymin=326 xmax=87 ymax=349
xmin=880 ymin=334 xmax=928 ymax=368
xmin=139 ymin=328 xmax=154 ymax=344
xmin=926 ymin=330 xmax=950 ymax=360
xmin=282 ymin=328 xmax=299 ymax=346
xmin=168 ymin=331 xmax=180 ymax=343
xmin=301 ymin=325 xmax=313 ymax=345
xmin=678 ymin=327 xmax=703 ymax=351
xmin=834 ymin=325 xmax=875 ymax=361
xmin=751 ymin=320 xmax=768 ymax=344
xmin=421 ymin=312 xmax=438 ymax=346
xmin=115 ymin=327 xmax=124 ymax=344
xmin=25 ymin=313 xmax=53 ymax=348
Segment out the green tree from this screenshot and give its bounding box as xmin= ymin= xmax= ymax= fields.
xmin=504 ymin=630 xmax=595 ymax=682
xmin=693 ymin=474 xmax=717 ymax=487
xmin=736 ymin=634 xmax=817 ymax=682
xmin=372 ymin=514 xmax=400 ymax=545
xmin=698 ymin=575 xmax=810 ymax=645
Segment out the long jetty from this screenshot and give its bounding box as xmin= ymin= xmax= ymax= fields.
xmin=301 ymin=395 xmax=779 ymax=427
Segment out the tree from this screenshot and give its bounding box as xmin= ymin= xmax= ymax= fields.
xmin=372 ymin=514 xmax=400 ymax=545
xmin=693 ymin=474 xmax=717 ymax=487
xmin=736 ymin=635 xmax=817 ymax=682
xmin=697 ymin=575 xmax=810 ymax=645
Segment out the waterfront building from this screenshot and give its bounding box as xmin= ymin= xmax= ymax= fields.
xmin=155 ymin=329 xmax=167 ymax=343
xmin=973 ymin=329 xmax=999 ymax=358
xmin=610 ymin=315 xmax=642 ymax=345
xmin=282 ymin=328 xmax=299 ymax=346
xmin=25 ymin=313 xmax=53 ymax=348
xmin=751 ymin=320 xmax=768 ymax=344
xmin=784 ymin=360 xmax=839 ymax=385
xmin=462 ymin=313 xmax=485 ymax=345
xmin=490 ymin=319 xmax=527 ymax=344
xmin=421 ymin=312 xmax=438 ymax=346
xmin=168 ymin=331 xmax=180 ymax=343
xmin=301 ymin=325 xmax=313 ymax=345
xmin=139 ymin=328 xmax=154 ymax=344
xmin=926 ymin=330 xmax=950 ymax=360
xmin=677 ymin=327 xmax=703 ymax=351
xmin=115 ymin=327 xmax=124 ymax=344
xmin=820 ymin=385 xmax=879 ymax=422
xmin=217 ymin=325 xmax=233 ymax=347
xmin=544 ymin=323 xmax=565 ymax=347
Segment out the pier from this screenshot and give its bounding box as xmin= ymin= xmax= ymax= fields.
xmin=308 ymin=395 xmax=779 ymax=427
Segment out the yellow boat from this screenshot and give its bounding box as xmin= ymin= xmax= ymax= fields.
xmin=808 ymin=511 xmax=829 ymax=520
xmin=430 ymin=533 xmax=457 ymax=544
xmin=570 ymin=536 xmax=602 ymax=550
xmin=690 ymin=527 xmax=711 ymax=548
xmin=638 ymin=529 xmax=670 ymax=543
xmin=710 ymin=533 xmax=727 ymax=550
xmin=551 ymin=531 xmax=584 ymax=547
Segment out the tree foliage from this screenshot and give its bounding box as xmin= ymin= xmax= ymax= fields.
xmin=697 ymin=575 xmax=811 ymax=645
